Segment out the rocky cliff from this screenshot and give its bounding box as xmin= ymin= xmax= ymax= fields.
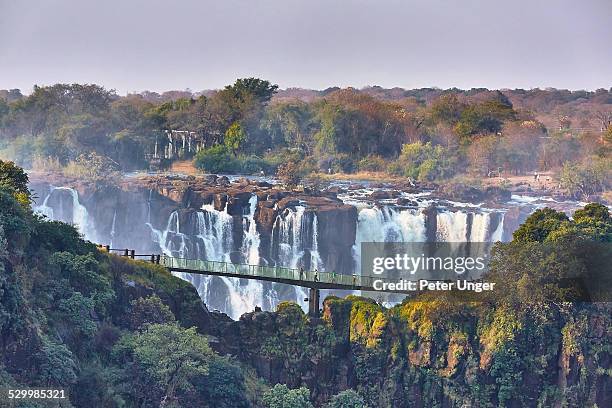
xmin=206 ymin=296 xmax=611 ymax=408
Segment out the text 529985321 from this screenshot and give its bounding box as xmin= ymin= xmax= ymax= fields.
xmin=2 ymin=388 xmax=66 ymax=400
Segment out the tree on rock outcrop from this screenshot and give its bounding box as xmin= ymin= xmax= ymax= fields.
xmin=114 ymin=323 xmax=212 ymax=407
xmin=325 ymin=389 xmax=367 ymax=408
xmin=128 ymin=295 xmax=176 ymax=330
xmin=263 ymin=384 xmax=313 ymax=408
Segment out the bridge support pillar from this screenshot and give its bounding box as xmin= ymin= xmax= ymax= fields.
xmin=308 ymin=288 xmax=320 ymax=318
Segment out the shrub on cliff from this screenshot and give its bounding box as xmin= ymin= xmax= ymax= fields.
xmin=263 ymin=384 xmax=313 ymax=408
xmin=325 ymin=389 xmax=367 ymax=408
xmin=128 ymin=295 xmax=176 ymax=330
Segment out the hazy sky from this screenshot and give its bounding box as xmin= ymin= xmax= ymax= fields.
xmin=1 ymin=0 xmax=610 ymax=94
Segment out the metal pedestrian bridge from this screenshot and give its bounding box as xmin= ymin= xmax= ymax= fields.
xmin=101 ymin=246 xmax=410 ymax=317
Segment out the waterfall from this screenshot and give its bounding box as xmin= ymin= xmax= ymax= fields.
xmin=436 ymin=211 xmax=469 ymax=241
xmin=353 ymin=206 xmax=426 ymax=273
xmin=35 ymin=187 xmax=97 ymax=241
xmin=196 ymin=203 xmax=233 ymax=261
xmin=147 ymin=211 xmax=188 ymax=257
xmin=163 ymin=195 xmax=272 ymax=320
xmin=271 ymin=205 xmax=322 ymax=308
xmin=36 ymin=191 xmax=54 ymax=219
xmin=242 ymin=195 xmax=261 ymax=265
xmin=490 ymin=213 xmax=505 ymax=242
xmin=109 ymin=210 xmax=117 ymax=248
xmin=310 ymin=214 xmax=323 ymax=270
xmin=469 ymin=213 xmax=490 ymax=242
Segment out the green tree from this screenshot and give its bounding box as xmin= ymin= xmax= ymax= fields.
xmin=512 ymin=208 xmax=569 ymax=243
xmin=115 ymin=323 xmax=212 ymax=407
xmin=263 ymin=384 xmax=313 ymax=408
xmin=454 ymin=93 xmax=516 ymax=138
xmin=325 ymin=390 xmax=367 ymax=408
xmin=325 ymin=389 xmax=367 ymax=408
xmin=194 ymin=145 xmax=237 ymax=173
xmin=390 ymin=142 xmax=456 ymax=181
xmin=224 ymin=122 xmax=247 ymax=156
xmin=129 ymin=295 xmax=176 ymax=330
xmin=37 ymin=336 xmax=78 ymax=386
xmin=559 ymin=159 xmax=609 ymax=200
xmin=262 ymin=101 xmax=313 ymax=151
xmin=429 ymin=93 xmax=465 ymax=126
xmin=0 ymin=159 xmax=31 ymax=205
xmin=225 ymin=78 xmax=279 ymax=104
xmin=193 ymin=356 xmax=250 ymax=408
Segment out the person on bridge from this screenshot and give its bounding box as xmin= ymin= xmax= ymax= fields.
xmin=314 ymin=269 xmax=319 ymax=282
xmin=299 ymin=266 xmax=304 ymax=280
xmin=352 ymin=274 xmax=357 ymax=287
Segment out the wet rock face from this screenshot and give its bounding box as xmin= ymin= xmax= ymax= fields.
xmin=317 ymin=205 xmax=358 ymax=275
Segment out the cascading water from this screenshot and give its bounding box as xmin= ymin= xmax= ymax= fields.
xmin=490 ymin=213 xmax=505 ymax=242
xmin=159 ymin=195 xmax=274 ymax=320
xmin=271 ymin=205 xmax=322 ymax=308
xmin=35 ymin=187 xmax=97 ymax=241
xmin=109 ymin=210 xmax=117 ymax=248
xmin=469 ymin=212 xmax=490 ymax=242
xmin=148 ymin=210 xmax=188 ymax=257
xmin=436 ymin=211 xmax=469 ymax=241
xmin=242 ymin=195 xmax=261 ymax=265
xmin=353 ymin=206 xmax=427 ymax=273
xmin=32 ymin=180 xmax=526 ymax=320
xmin=273 ymin=206 xmax=305 ymax=269
xmin=310 ymin=214 xmax=323 ymax=270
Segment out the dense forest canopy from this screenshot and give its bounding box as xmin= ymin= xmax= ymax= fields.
xmin=0 ymin=80 xmax=610 ymax=198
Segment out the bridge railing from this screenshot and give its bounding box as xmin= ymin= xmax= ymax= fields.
xmin=160 ymin=256 xmax=379 ymax=289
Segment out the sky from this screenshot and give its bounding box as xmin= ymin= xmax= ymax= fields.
xmin=0 ymin=0 xmax=610 ymax=94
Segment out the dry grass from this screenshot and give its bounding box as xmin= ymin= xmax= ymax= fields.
xmin=170 ymin=160 xmax=200 ymax=176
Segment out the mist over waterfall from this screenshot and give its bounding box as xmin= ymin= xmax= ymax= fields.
xmin=32 ymin=180 xmax=562 ymax=320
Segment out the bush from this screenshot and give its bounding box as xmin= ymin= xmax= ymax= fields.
xmin=194 ymin=145 xmax=237 ymax=173
xmin=357 ymin=155 xmax=387 ymax=172
xmin=325 ymin=389 xmax=367 ymax=408
xmin=277 ymin=162 xmax=303 ymax=187
xmin=389 ymin=142 xmax=457 ymax=181
xmin=128 ymin=295 xmax=176 ymax=330
xmin=237 ymin=155 xmax=276 ymax=175
xmin=263 ymin=384 xmax=313 ymax=408
xmin=332 ymin=153 xmax=356 ymax=173
xmin=195 ymin=146 xmax=279 ymax=175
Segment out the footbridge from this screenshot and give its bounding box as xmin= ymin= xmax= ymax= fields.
xmin=101 ymin=247 xmax=409 ymax=317
xmin=160 ymin=256 xmax=397 ymax=317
